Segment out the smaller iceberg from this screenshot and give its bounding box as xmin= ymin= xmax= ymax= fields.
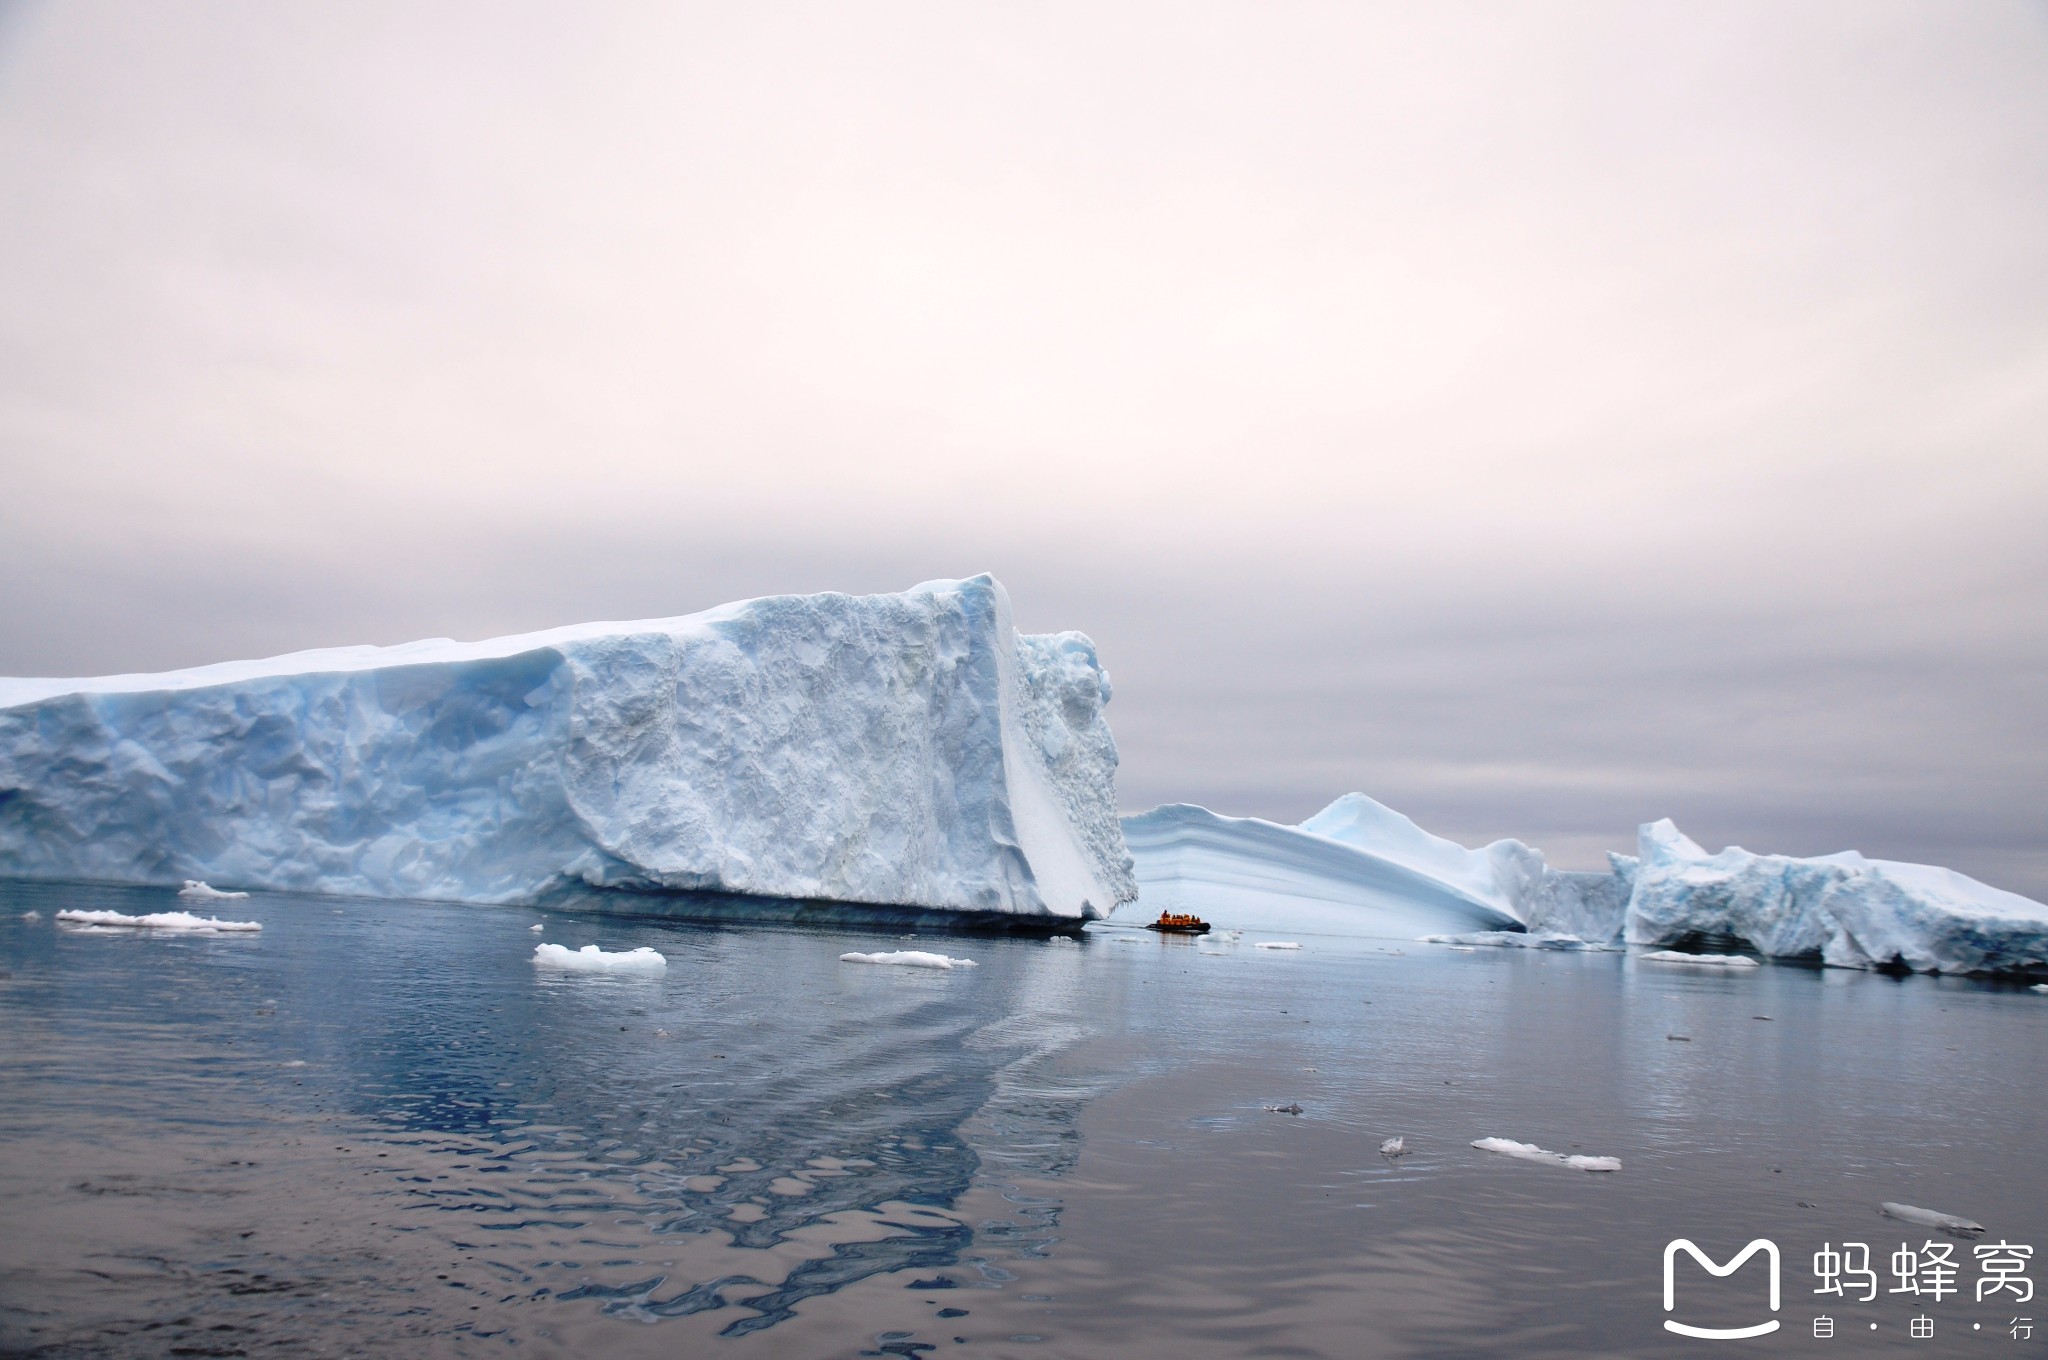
xmin=1880 ymin=1202 xmax=1984 ymax=1238
xmin=839 ymin=950 xmax=977 ymax=970
xmin=55 ymin=909 xmax=261 ymax=933
xmin=1640 ymin=950 xmax=1760 ymax=968
xmin=532 ymin=942 xmax=667 ymax=972
xmin=1253 ymin=940 xmax=1302 ymax=950
xmin=178 ymin=881 xmax=249 ymax=901
xmin=1472 ymin=1137 xmax=1620 ymax=1172
xmin=1420 ymin=930 xmax=1617 ymax=952
xmin=1627 ymin=819 xmax=2048 ymax=975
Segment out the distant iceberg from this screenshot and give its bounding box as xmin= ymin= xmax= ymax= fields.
xmin=55 ymin=908 xmax=261 ymax=933
xmin=1626 ymin=819 xmax=2048 ymax=976
xmin=838 ymin=950 xmax=977 ymax=970
xmin=1119 ymin=795 xmax=1627 ymax=941
xmin=1125 ymin=793 xmax=2046 ymax=976
xmin=0 ymin=576 xmax=1135 ymax=931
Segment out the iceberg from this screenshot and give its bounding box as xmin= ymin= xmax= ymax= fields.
xmin=1880 ymin=1202 xmax=1984 ymax=1237
xmin=1471 ymin=1137 xmax=1621 ymax=1172
xmin=54 ymin=908 xmax=261 ymax=932
xmin=838 ymin=949 xmax=977 ymax=970
xmin=1626 ymin=820 xmax=2048 ymax=975
xmin=1119 ymin=796 xmax=1628 ymax=941
xmin=0 ymin=576 xmax=1136 ymax=931
xmin=178 ymin=880 xmax=248 ymax=900
xmin=1639 ymin=949 xmax=1760 ymax=968
xmin=532 ymin=942 xmax=667 ymax=972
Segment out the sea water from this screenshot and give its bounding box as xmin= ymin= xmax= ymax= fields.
xmin=1 ymin=881 xmax=2042 ymax=1358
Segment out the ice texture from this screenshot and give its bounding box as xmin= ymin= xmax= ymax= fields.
xmin=838 ymin=950 xmax=977 ymax=970
xmin=0 ymin=576 xmax=1135 ymax=926
xmin=1121 ymin=795 xmax=1629 ymax=941
xmin=1472 ymin=1137 xmax=1621 ymax=1172
xmin=532 ymin=942 xmax=667 ymax=972
xmin=1626 ymin=819 xmax=2048 ymax=975
xmin=55 ymin=909 xmax=261 ymax=932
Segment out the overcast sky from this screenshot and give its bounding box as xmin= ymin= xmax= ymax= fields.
xmin=2 ymin=2 xmax=2044 ymax=892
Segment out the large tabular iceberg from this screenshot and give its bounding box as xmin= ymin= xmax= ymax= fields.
xmin=1626 ymin=819 xmax=2048 ymax=975
xmin=0 ymin=575 xmax=1136 ymax=930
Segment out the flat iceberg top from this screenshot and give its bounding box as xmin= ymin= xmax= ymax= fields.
xmin=0 ymin=580 xmax=993 ymax=710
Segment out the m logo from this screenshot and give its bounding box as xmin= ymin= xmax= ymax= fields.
xmin=1663 ymin=1238 xmax=1781 ymax=1339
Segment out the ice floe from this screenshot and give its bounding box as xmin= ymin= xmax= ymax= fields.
xmin=531 ymin=942 xmax=667 ymax=972
xmin=1640 ymin=950 xmax=1760 ymax=968
xmin=1420 ymin=930 xmax=1617 ymax=952
xmin=1254 ymin=941 xmax=1301 ymax=950
xmin=55 ymin=908 xmax=261 ymax=933
xmin=178 ymin=880 xmax=248 ymax=900
xmin=1472 ymin=1137 xmax=1621 ymax=1172
xmin=838 ymin=950 xmax=978 ymax=970
xmin=1380 ymin=1136 xmax=1407 ymax=1157
xmin=1880 ymin=1202 xmax=1985 ymax=1237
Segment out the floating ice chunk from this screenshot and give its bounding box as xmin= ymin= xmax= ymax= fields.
xmin=529 ymin=923 xmax=544 ymax=932
xmin=839 ymin=950 xmax=978 ymax=970
xmin=1380 ymin=1136 xmax=1406 ymax=1157
xmin=1262 ymin=1102 xmax=1303 ymax=1115
xmin=55 ymin=908 xmax=260 ymax=933
xmin=1880 ymin=1202 xmax=1984 ymax=1237
xmin=532 ymin=942 xmax=667 ymax=972
xmin=1420 ymin=930 xmax=1618 ymax=952
xmin=1472 ymin=1137 xmax=1621 ymax=1172
xmin=178 ymin=880 xmax=249 ymax=900
xmin=1254 ymin=941 xmax=1301 ymax=950
xmin=19 ymin=910 xmax=39 ymax=921
xmin=1640 ymin=950 xmax=1760 ymax=967
xmin=2032 ymin=984 xmax=2048 ymax=994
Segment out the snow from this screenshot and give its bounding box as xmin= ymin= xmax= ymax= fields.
xmin=178 ymin=880 xmax=247 ymax=900
xmin=1640 ymin=950 xmax=1760 ymax=968
xmin=1472 ymin=1137 xmax=1621 ymax=1172
xmin=0 ymin=576 xmax=1134 ymax=925
xmin=531 ymin=942 xmax=667 ymax=972
xmin=838 ymin=950 xmax=978 ymax=970
xmin=1627 ymin=819 xmax=2048 ymax=975
xmin=55 ymin=908 xmax=261 ymax=932
xmin=1880 ymin=1202 xmax=1984 ymax=1237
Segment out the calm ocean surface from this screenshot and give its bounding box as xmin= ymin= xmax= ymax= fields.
xmin=2 ymin=880 xmax=2043 ymax=1359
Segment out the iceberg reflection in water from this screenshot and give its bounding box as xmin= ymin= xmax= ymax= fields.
xmin=0 ymin=882 xmax=1104 ymax=1352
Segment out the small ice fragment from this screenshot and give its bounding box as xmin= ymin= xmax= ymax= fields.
xmin=1447 ymin=945 xmax=1477 ymax=953
xmin=20 ymin=910 xmax=40 ymax=922
xmin=1640 ymin=950 xmax=1759 ymax=967
xmin=1754 ymin=1015 xmax=1774 ymax=1021
xmin=55 ymin=908 xmax=260 ymax=933
xmin=1262 ymin=1102 xmax=1303 ymax=1115
xmin=1880 ymin=1202 xmax=1985 ymax=1237
xmin=531 ymin=942 xmax=667 ymax=972
xmin=529 ymin=923 xmax=544 ymax=932
xmin=1380 ymin=1136 xmax=1406 ymax=1157
xmin=282 ymin=1059 xmax=308 ymax=1068
xmin=839 ymin=950 xmax=977 ymax=970
xmin=2032 ymin=984 xmax=2048 ymax=994
xmin=1254 ymin=941 xmax=1302 ymax=950
xmin=178 ymin=880 xmax=249 ymax=900
xmin=1667 ymin=1034 xmax=1692 ymax=1042
xmin=1472 ymin=1137 xmax=1621 ymax=1172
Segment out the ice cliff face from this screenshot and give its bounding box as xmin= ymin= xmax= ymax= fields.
xmin=1625 ymin=819 xmax=2048 ymax=975
xmin=0 ymin=575 xmax=1137 ymax=924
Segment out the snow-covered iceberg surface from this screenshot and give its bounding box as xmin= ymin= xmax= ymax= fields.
xmin=532 ymin=942 xmax=667 ymax=972
xmin=0 ymin=575 xmax=1136 ymax=931
xmin=1626 ymin=819 xmax=2048 ymax=976
xmin=55 ymin=909 xmax=261 ymax=933
xmin=1119 ymin=795 xmax=1629 ymax=941
xmin=838 ymin=950 xmax=977 ymax=970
